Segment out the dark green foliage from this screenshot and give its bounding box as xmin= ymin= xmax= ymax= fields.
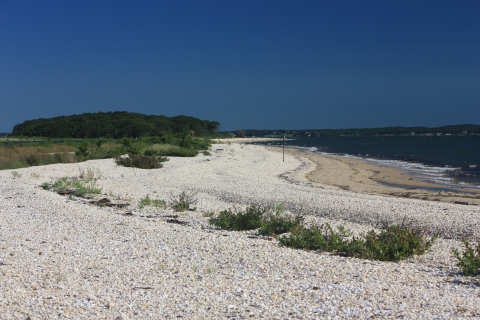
xmin=279 ymin=221 xmax=437 ymax=261
xmin=209 ymin=206 xmax=267 ymax=231
xmin=144 ymin=146 xmax=197 ymax=157
xmin=121 ymin=138 xmax=146 ymax=155
xmin=258 ymin=205 xmax=303 ymax=236
xmin=352 ymin=224 xmax=438 ymax=261
xmin=11 ymin=112 xmax=221 ymax=138
xmin=191 ymin=138 xmax=212 ymax=151
xmin=75 ymin=141 xmax=90 ymax=156
xmin=209 ymin=204 xmax=303 ymax=235
xmin=278 ymin=224 xmax=350 ymax=251
xmin=453 ymin=240 xmax=480 ymax=276
xmin=177 ymin=125 xmax=193 ymax=148
xmin=115 ymin=154 xmax=167 ymax=169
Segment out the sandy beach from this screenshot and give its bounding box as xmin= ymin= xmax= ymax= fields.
xmin=271 ymin=146 xmax=480 ymax=206
xmin=1 ymin=142 xmax=479 ymax=319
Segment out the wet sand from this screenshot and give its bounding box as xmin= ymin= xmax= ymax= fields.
xmin=273 ymin=147 xmax=480 ymax=206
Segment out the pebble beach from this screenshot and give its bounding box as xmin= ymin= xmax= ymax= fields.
xmin=1 ymin=142 xmax=479 ymax=319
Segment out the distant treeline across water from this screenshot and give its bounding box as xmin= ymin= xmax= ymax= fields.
xmin=254 ymin=135 xmax=480 ymax=189
xmin=245 ymin=124 xmax=480 ymax=138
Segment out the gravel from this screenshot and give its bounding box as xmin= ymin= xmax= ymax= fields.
xmin=0 ymin=143 xmax=479 ymax=319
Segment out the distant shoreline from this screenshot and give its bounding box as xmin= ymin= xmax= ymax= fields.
xmin=270 ymin=146 xmax=480 ymax=206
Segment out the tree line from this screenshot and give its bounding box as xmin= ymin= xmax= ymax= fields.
xmin=11 ymin=112 xmax=220 ymax=138
xmin=243 ymin=124 xmax=480 ymax=137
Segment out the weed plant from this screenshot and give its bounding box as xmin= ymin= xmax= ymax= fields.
xmin=115 ymin=154 xmax=167 ymax=169
xmin=42 ymin=177 xmax=102 ymax=198
xmin=453 ymin=240 xmax=480 ymax=275
xmin=170 ymin=190 xmax=198 ymax=212
xmin=138 ymin=195 xmax=167 ymax=209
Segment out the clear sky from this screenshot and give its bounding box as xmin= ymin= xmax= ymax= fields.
xmin=1 ymin=0 xmax=479 ymax=132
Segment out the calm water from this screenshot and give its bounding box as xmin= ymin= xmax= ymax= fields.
xmin=253 ymin=135 xmax=480 ymax=189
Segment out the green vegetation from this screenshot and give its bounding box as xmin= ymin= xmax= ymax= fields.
xmin=453 ymin=240 xmax=480 ymax=276
xmin=209 ymin=205 xmax=437 ymax=262
xmin=282 ymin=222 xmax=438 ymax=261
xmin=170 ymin=190 xmax=198 ymax=212
xmin=41 ymin=177 xmax=102 ymax=198
xmin=208 ymin=205 xmax=303 ymax=235
xmin=1 ymin=130 xmax=213 ymax=170
xmin=138 ymin=195 xmax=167 ymax=209
xmin=12 ymin=111 xmax=220 ymax=138
xmin=209 ymin=206 xmax=267 ymax=231
xmin=0 ymin=140 xmax=122 ymax=170
xmin=281 ymin=222 xmax=437 ymax=261
xmin=258 ymin=204 xmax=304 ymax=236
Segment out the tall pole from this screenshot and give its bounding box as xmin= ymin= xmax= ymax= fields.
xmin=283 ymin=133 xmax=285 ymax=162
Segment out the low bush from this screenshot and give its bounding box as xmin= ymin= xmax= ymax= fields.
xmin=278 ymin=223 xmax=350 ymax=251
xmin=170 ymin=190 xmax=198 ymax=212
xmin=352 ymin=224 xmax=438 ymax=261
xmin=209 ymin=206 xmax=267 ymax=231
xmin=453 ymin=240 xmax=480 ymax=276
xmin=278 ymin=221 xmax=437 ymax=261
xmin=209 ymin=204 xmax=302 ymax=235
xmin=258 ymin=204 xmax=303 ymax=236
xmin=115 ymin=154 xmax=167 ymax=169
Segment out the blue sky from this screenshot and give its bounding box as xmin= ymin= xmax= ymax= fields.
xmin=1 ymin=0 xmax=479 ymax=132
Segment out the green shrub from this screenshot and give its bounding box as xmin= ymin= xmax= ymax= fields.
xmin=138 ymin=195 xmax=167 ymax=209
xmin=209 ymin=206 xmax=267 ymax=231
xmin=75 ymin=141 xmax=90 ymax=156
xmin=115 ymin=154 xmax=167 ymax=169
xmin=352 ymin=224 xmax=438 ymax=261
xmin=279 ymin=221 xmax=437 ymax=261
xmin=453 ymin=240 xmax=480 ymax=276
xmin=258 ymin=204 xmax=303 ymax=236
xmin=278 ymin=223 xmax=350 ymax=251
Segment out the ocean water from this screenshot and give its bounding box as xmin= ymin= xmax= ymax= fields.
xmin=252 ymin=135 xmax=480 ymax=189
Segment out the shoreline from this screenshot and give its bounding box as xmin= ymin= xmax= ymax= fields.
xmin=271 ymin=146 xmax=480 ymax=206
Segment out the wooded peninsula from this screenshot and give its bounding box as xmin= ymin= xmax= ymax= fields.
xmin=10 ymin=112 xmax=220 ymax=138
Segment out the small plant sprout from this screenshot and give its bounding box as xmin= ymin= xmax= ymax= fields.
xmin=453 ymin=240 xmax=480 ymax=276
xmin=138 ymin=195 xmax=167 ymax=209
xmin=170 ymin=190 xmax=198 ymax=212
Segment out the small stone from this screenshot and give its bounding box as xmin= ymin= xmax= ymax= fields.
xmin=107 ymin=301 xmax=114 ymax=309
